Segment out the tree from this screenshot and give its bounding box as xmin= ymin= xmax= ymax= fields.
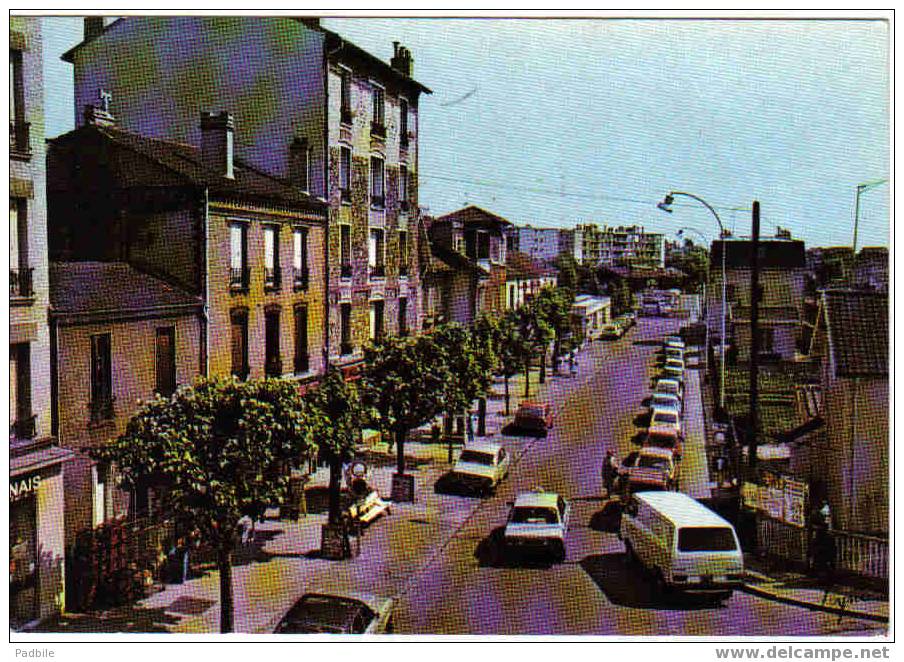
xmin=493 ymin=313 xmax=523 ymax=415
xmin=610 ymin=278 xmax=636 ymax=316
xmin=553 ymin=253 xmax=579 ymax=293
xmin=305 ymin=368 xmax=363 ymax=527
xmin=361 ymin=334 xmax=451 ymax=501
xmin=512 ymin=302 xmax=554 ymax=398
xmin=532 ymin=286 xmax=576 ymax=375
xmin=95 ymin=376 xmax=313 ymax=633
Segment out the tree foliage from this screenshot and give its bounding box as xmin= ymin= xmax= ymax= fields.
xmin=610 ymin=278 xmax=636 ymax=315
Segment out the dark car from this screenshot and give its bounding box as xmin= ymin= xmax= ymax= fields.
xmin=513 ymin=401 xmax=554 ymax=436
xmin=273 ymin=592 xmax=395 ymax=634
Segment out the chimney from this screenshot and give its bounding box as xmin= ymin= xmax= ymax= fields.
xmin=390 ymin=41 xmax=413 ymax=77
xmin=83 ymin=89 xmax=115 ymax=127
xmin=84 ymin=17 xmax=106 ymax=41
xmin=200 ymin=111 xmax=235 ymax=180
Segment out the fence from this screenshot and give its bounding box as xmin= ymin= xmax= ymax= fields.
xmin=831 ymin=529 xmax=888 ymax=582
xmin=756 ymin=515 xmax=808 ymax=568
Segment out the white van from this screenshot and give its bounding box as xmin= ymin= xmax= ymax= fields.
xmin=619 ymin=491 xmax=744 ymax=601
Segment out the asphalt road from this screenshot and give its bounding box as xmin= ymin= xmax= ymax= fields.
xmin=394 ymin=316 xmax=885 ymax=636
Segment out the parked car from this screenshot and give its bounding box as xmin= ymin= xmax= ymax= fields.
xmin=661 ymin=358 xmax=685 ymax=382
xmin=649 ymin=392 xmax=682 ymax=416
xmin=503 ymin=489 xmax=569 ymax=562
xmin=649 ymin=407 xmax=682 ymax=438
xmin=600 ymin=322 xmax=624 ymax=340
xmin=513 ymin=401 xmax=554 ymax=436
xmin=664 ymin=346 xmax=684 ymax=363
xmin=643 ymin=429 xmax=683 ymax=460
xmin=619 ymin=491 xmax=744 ymax=601
xmin=449 ymin=441 xmax=511 ymax=495
xmin=664 ymin=336 xmax=685 ymax=350
xmin=653 ymin=378 xmax=684 ymax=403
xmin=620 ymin=447 xmax=679 ymax=493
xmin=273 ymin=592 xmax=395 ymax=634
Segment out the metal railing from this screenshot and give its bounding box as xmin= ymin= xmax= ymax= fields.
xmin=370 ymin=264 xmax=385 ymax=278
xmin=264 ymin=266 xmax=282 ymax=290
xmin=340 ymin=341 xmax=354 ymax=356
xmin=831 ymin=530 xmax=888 ymax=581
xmin=10 ymin=267 xmax=33 ymax=298
xmin=370 ymin=121 xmax=386 ymax=138
xmin=265 ymin=356 xmax=283 ymax=378
xmin=229 ymin=267 xmax=250 ymax=290
xmin=11 ymin=415 xmax=36 ymax=440
xmin=340 ymin=263 xmax=353 ymax=278
xmin=10 ymin=120 xmax=30 ymax=155
xmin=292 ymin=266 xmax=309 ymax=291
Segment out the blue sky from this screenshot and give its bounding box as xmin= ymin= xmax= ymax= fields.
xmin=42 ymin=17 xmax=889 ymax=248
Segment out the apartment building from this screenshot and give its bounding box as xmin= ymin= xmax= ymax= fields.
xmin=574 ymin=223 xmax=665 ymax=268
xmin=63 ymin=17 xmax=430 ymax=368
xmin=10 ymin=16 xmax=72 ymax=629
xmin=513 ymin=225 xmax=562 ymax=263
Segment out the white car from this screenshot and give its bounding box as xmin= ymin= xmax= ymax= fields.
xmin=273 ymin=591 xmax=395 ymax=634
xmin=664 ymin=336 xmax=686 ymax=350
xmin=650 ymin=407 xmax=682 ymax=438
xmin=450 ymin=441 xmax=511 ymax=495
xmin=662 ymin=358 xmax=685 ymax=381
xmin=664 ymin=346 xmax=684 ymax=363
xmin=622 ymin=447 xmax=680 ymax=492
xmin=649 ymin=392 xmax=682 ymax=415
xmin=654 ymin=378 xmax=684 ymax=402
xmin=503 ymin=489 xmax=570 ymax=562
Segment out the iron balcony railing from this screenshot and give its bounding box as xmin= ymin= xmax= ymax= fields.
xmin=10 ymin=120 xmax=30 ymax=155
xmin=229 ymin=267 xmax=250 ymax=290
xmin=264 ymin=266 xmax=282 ymax=290
xmin=11 ymin=415 xmax=36 ymax=440
xmin=293 ymin=266 xmax=310 ymax=291
xmin=370 ymin=264 xmax=385 ymax=279
xmin=370 ymin=121 xmax=386 ymax=138
xmin=265 ymin=356 xmax=283 ymax=378
xmin=10 ymin=267 xmax=34 ymax=298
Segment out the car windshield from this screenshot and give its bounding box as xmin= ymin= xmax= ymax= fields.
xmin=459 ymin=450 xmax=494 ymax=465
xmin=653 ymin=396 xmax=676 ymax=408
xmin=278 ymin=596 xmax=373 ymax=634
xmin=677 ymin=527 xmax=738 ymax=552
xmin=511 ymin=506 xmax=559 ymax=524
xmin=637 ymin=456 xmax=670 ymax=470
xmin=646 ymin=433 xmax=677 ymax=448
xmin=657 ymin=383 xmax=678 ymax=394
xmin=653 ymin=412 xmax=678 ymax=424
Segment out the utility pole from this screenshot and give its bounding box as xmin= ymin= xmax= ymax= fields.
xmin=748 ymin=201 xmax=761 ymax=470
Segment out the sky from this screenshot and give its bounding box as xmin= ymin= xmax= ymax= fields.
xmin=42 ymin=16 xmax=890 ymax=249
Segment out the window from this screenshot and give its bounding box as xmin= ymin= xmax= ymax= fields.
xmin=9 ymin=198 xmax=30 ymax=298
xmin=370 ymin=299 xmax=385 ymax=343
xmin=340 ymin=68 xmax=352 ymax=124
xmin=265 ymin=309 xmax=282 ymax=377
xmin=230 ymin=309 xmax=249 ymax=379
xmin=155 ymin=327 xmax=176 ymax=397
xmin=371 ymin=84 xmax=385 ymax=134
xmin=90 ymin=333 xmax=114 ymax=422
xmin=398 ymin=230 xmax=408 ymax=276
xmin=370 ymin=156 xmax=384 ymax=208
xmin=398 ymin=297 xmax=408 ymax=337
xmin=477 ymin=232 xmax=491 ymax=261
xmin=339 ymin=146 xmax=351 ymax=203
xmin=340 ymin=303 xmax=353 ymax=355
xmin=294 ymin=305 xmax=309 ymax=374
xmin=10 ymin=49 xmax=28 ymax=154
xmin=369 ymin=228 xmax=385 ymax=277
xmin=264 ymin=225 xmax=281 ymax=289
xmin=340 ymin=224 xmax=352 ymax=278
xmin=398 ymin=164 xmax=409 ymax=211
xmin=229 ymin=223 xmax=248 ymax=289
xmin=293 ymin=227 xmax=309 ymax=290
xmin=677 ymin=527 xmax=738 ymax=552
xmin=290 ymin=138 xmax=310 ymax=192
xmin=399 ymin=98 xmax=409 ymax=147
xmin=10 ymin=343 xmax=33 ymax=440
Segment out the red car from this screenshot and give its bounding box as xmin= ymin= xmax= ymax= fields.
xmin=514 ymin=401 xmax=554 ymax=436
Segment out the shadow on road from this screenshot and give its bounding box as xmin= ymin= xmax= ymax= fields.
xmin=580 ymin=553 xmax=725 ymax=611
xmin=474 ymin=527 xmax=558 ymax=570
xmin=588 ymin=500 xmax=623 ymax=533
xmin=34 ymin=604 xmax=183 ymax=633
xmin=434 ymin=472 xmax=484 ymax=498
xmin=633 ymin=339 xmax=662 ymax=347
xmin=501 ymin=423 xmax=546 ymax=438
xmin=633 ymin=412 xmax=651 ymax=428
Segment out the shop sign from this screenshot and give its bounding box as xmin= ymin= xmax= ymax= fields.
xmin=10 ymin=474 xmax=41 ymax=502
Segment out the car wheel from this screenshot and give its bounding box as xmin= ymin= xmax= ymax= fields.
xmin=655 ymin=570 xmax=672 ymax=598
xmin=552 ymin=541 xmax=566 ymax=564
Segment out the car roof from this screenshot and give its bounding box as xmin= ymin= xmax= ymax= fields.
xmin=461 ymin=440 xmax=502 ymax=454
xmin=639 ymin=446 xmax=674 ymax=459
xmin=513 ymin=490 xmax=560 ymax=508
xmin=656 ymin=378 xmax=681 ymax=387
xmin=300 ymin=591 xmax=390 ymax=614
xmin=634 ymin=492 xmax=734 ymax=528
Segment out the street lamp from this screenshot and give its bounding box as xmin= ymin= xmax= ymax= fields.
xmin=851 ymin=179 xmax=887 ymax=254
xmin=658 ymin=191 xmax=729 ymax=415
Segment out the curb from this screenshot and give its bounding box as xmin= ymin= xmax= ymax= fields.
xmin=740 ymin=582 xmax=889 ymax=624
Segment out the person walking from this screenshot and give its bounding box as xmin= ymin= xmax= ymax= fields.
xmin=602 ymin=450 xmax=619 ymax=497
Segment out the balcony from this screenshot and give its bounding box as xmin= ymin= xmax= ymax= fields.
xmin=340 ymin=107 xmax=353 ymax=126
xmin=370 ymin=264 xmax=385 ymax=279
xmin=293 ymin=266 xmax=310 ymax=291
xmin=11 ymin=415 xmax=36 ymax=440
xmin=340 ymin=341 xmax=354 ymax=356
xmin=230 ymin=266 xmax=250 ymax=291
xmin=10 ymin=267 xmax=34 ymax=299
xmin=265 ymin=356 xmax=283 ymax=378
xmin=264 ymin=266 xmax=282 ymax=291
xmin=370 ymin=121 xmax=386 ymax=138
xmin=10 ymin=120 xmax=30 ymax=158
xmin=340 ymin=263 xmax=353 ymax=279
xmin=294 ymin=352 xmax=310 ymax=375
xmin=371 ymin=194 xmax=385 ymax=210
xmin=89 ymin=397 xmax=115 ymax=424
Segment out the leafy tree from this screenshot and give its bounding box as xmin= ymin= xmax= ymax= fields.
xmin=305 ymin=368 xmax=363 ymax=526
xmin=610 ymin=278 xmax=636 ymax=316
xmin=95 ymin=376 xmax=313 ymax=633
xmin=532 ymin=286 xmax=576 ymax=374
xmin=512 ymin=302 xmax=554 ymax=398
xmin=361 ymin=334 xmax=452 ymax=488
xmin=553 ymin=253 xmax=579 ymax=293
xmin=493 ymin=312 xmax=523 ymax=415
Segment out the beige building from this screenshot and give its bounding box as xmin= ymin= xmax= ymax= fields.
xmin=10 ymin=17 xmax=72 ymax=629
xmin=574 ymin=223 xmax=664 ymax=268
xmin=50 ymin=262 xmax=203 ymax=546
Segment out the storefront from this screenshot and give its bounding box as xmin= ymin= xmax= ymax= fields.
xmin=9 ymin=441 xmax=71 ymax=630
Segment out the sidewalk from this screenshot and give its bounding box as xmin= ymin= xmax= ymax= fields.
xmin=35 ymin=350 xmax=578 ymax=634
xmin=741 ymin=555 xmax=889 ymax=624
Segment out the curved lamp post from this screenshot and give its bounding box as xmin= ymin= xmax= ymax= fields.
xmin=852 ymin=179 xmax=887 ymax=254
xmin=658 ymin=192 xmax=729 ymax=415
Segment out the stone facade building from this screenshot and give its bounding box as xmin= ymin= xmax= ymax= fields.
xmin=63 ymin=16 xmax=430 ymax=369
xmin=10 ymin=16 xmax=72 ymax=629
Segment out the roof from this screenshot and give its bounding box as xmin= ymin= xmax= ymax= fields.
xmin=634 ymin=492 xmax=733 ymax=529
xmin=434 ymin=206 xmax=513 ymax=231
xmin=506 ymin=250 xmax=556 ymax=280
xmin=429 ymin=243 xmax=487 ymax=277
xmin=822 ymin=290 xmax=888 ymax=377
xmin=711 ymin=238 xmax=806 ymax=270
xmin=513 ymin=490 xmax=560 ymax=509
xmin=49 ymin=124 xmax=326 ymax=213
xmin=50 ymin=262 xmax=202 ymax=318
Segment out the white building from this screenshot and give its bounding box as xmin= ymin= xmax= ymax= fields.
xmin=572 ymin=294 xmax=612 ymax=341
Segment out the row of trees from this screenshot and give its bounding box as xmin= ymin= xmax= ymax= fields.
xmin=96 ymin=285 xmax=579 ymax=632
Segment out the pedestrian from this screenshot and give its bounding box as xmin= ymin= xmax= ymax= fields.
xmin=602 ymin=450 xmax=619 ymax=497
xmin=569 ymin=351 xmax=577 ymax=377
xmin=714 ymin=455 xmax=727 ymax=487
xmin=239 ymin=515 xmax=253 ymax=546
